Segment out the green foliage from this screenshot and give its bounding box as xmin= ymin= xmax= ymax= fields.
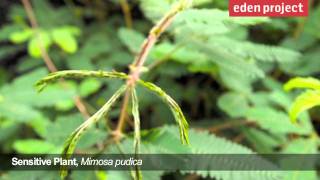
xmin=285 ymin=77 xmax=320 ymax=122
xmin=108 ymin=126 xmax=282 ymax=180
xmin=284 ymin=77 xmax=320 ymax=91
xmin=13 ymin=139 xmax=58 ymax=154
xmin=8 ymin=26 xmax=81 ymax=58
xmin=137 ymin=80 xmax=189 ymax=144
xmin=1 ymin=0 xmax=320 ymax=180
xmin=131 ymin=89 xmax=141 ymax=154
xmin=60 ymin=85 xmax=126 ymax=178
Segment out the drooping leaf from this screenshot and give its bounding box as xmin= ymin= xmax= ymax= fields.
xmin=131 ymin=89 xmax=141 ymax=154
xmin=288 ymin=90 xmax=320 ymax=123
xmin=131 ymin=88 xmax=142 ymax=180
xmin=60 ymin=85 xmax=127 ymax=178
xmin=137 ymin=80 xmax=189 ymax=144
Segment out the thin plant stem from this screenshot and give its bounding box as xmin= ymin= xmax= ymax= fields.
xmin=119 ymin=0 xmax=133 ymax=28
xmin=21 ymin=0 xmax=90 ymax=119
xmin=208 ymin=120 xmax=256 ymax=133
xmin=113 ymin=1 xmax=191 ymax=140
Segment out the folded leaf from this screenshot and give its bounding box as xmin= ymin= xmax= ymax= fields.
xmin=137 ymin=80 xmax=189 ymax=145
xmin=60 ymin=85 xmax=127 ymax=178
xmin=36 ymin=70 xmax=128 ymax=92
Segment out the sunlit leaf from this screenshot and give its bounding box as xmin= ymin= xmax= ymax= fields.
xmin=284 ymin=77 xmax=320 ymax=91
xmin=9 ymin=29 xmax=33 ymax=43
xmin=28 ymin=32 xmax=52 ymax=58
xmin=52 ymin=27 xmax=79 ymax=53
xmin=289 ymin=90 xmax=320 ymax=123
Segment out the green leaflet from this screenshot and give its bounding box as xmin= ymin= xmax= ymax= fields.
xmin=284 ymin=77 xmax=320 ymax=91
xmin=246 ymin=107 xmax=312 ymax=135
xmin=28 ymin=32 xmax=52 ymax=58
xmin=108 ymin=126 xmax=282 ymax=180
xmin=131 ymin=89 xmax=142 ymax=180
xmin=79 ymin=78 xmax=102 ymax=97
xmin=60 ymin=85 xmax=127 ymax=179
xmin=13 ymin=139 xmax=58 ymax=154
xmin=217 ymin=92 xmax=249 ymax=118
xmin=36 ymin=70 xmax=128 ymax=92
xmin=189 ymin=37 xmax=265 ymax=78
xmin=52 ymin=28 xmax=78 ymax=54
xmin=289 ymin=90 xmax=320 ymax=123
xmin=173 ymin=9 xmax=269 ymax=36
xmin=137 ymin=80 xmax=189 ymax=145
xmin=284 ymin=77 xmax=320 ymax=122
xmin=9 ymin=28 xmax=33 ymax=43
xmin=211 ymin=36 xmax=301 ymax=63
xmin=118 ymin=28 xmax=145 ymax=54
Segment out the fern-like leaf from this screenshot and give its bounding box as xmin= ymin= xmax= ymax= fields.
xmin=174 ymin=9 xmax=269 ymax=36
xmin=189 ymin=37 xmax=265 ymax=78
xmin=212 ymin=36 xmax=301 ymax=63
xmin=60 ymin=85 xmax=127 ymax=178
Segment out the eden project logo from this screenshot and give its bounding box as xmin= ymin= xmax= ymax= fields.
xmin=229 ymin=0 xmax=308 ymax=17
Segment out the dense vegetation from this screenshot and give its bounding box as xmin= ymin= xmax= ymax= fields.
xmin=0 ymin=0 xmax=320 ymax=179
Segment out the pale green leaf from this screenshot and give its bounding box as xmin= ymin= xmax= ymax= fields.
xmin=9 ymin=29 xmax=33 ymax=43
xmin=211 ymin=36 xmax=301 ymax=63
xmin=52 ymin=27 xmax=79 ymax=53
xmin=246 ymin=107 xmax=312 ymax=134
xmin=174 ymin=9 xmax=269 ymax=36
xmin=27 ymin=32 xmax=52 ymax=58
xmin=217 ymin=92 xmax=249 ymax=118
xmin=229 ymin=17 xmax=270 ymax=25
xmin=79 ymin=78 xmax=102 ymax=97
xmin=118 ymin=28 xmax=145 ymax=54
xmin=13 ymin=139 xmax=58 ymax=154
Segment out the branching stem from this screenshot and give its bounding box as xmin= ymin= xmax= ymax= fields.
xmin=113 ymin=1 xmax=191 ymax=140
